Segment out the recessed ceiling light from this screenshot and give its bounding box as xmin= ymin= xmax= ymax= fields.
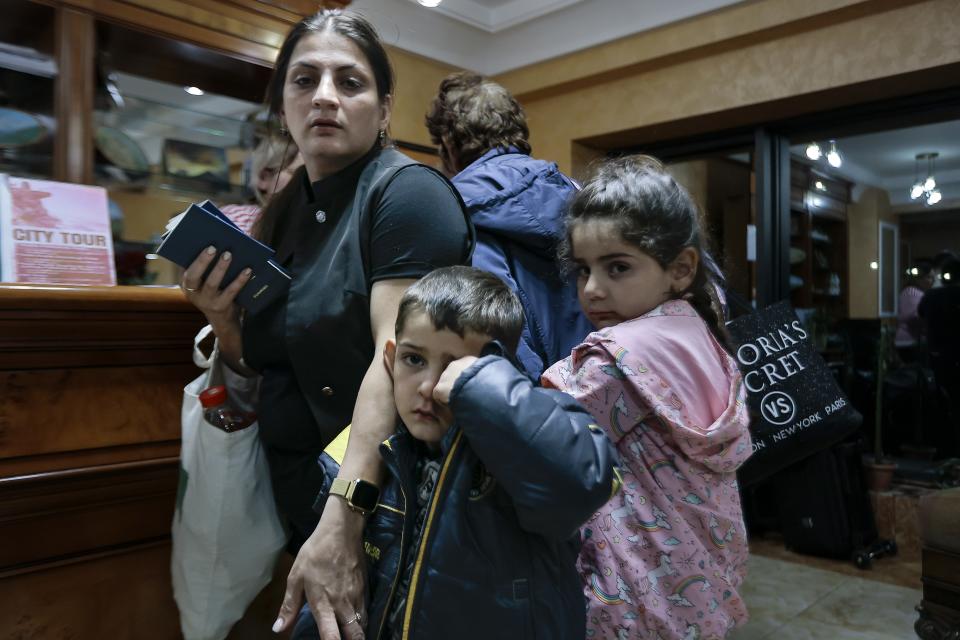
xmin=826 ymin=140 xmax=842 ymax=168
xmin=184 ymin=86 xmax=204 ymax=96
xmin=418 ymin=0 xmax=442 ymax=6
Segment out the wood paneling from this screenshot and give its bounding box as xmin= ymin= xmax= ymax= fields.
xmin=0 ymin=284 xmax=205 ymax=637
xmin=45 ymin=0 xmax=312 ymax=65
xmin=54 ymin=8 xmax=95 ymax=184
xmin=0 ymin=541 xmax=182 ymax=639
xmin=0 ymin=284 xmax=204 ymax=369
xmin=0 ymin=459 xmax=178 ymax=570
xmin=0 ymin=367 xmax=187 ymax=459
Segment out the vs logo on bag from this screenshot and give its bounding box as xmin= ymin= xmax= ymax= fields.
xmin=760 ymin=391 xmax=795 ymax=425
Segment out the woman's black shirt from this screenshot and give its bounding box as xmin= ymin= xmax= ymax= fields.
xmin=242 ymin=147 xmax=472 ymax=545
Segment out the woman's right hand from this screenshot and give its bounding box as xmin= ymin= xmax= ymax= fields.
xmin=180 ymin=246 xmax=252 ymax=331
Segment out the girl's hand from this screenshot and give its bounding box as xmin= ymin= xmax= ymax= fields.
xmin=433 ymin=356 xmax=478 ymax=405
xmin=180 ymin=246 xmax=252 ymax=330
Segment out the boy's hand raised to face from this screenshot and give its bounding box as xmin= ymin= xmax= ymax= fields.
xmin=433 ymin=356 xmax=478 ymax=406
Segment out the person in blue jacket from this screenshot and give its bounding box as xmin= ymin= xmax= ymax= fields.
xmin=426 ymin=73 xmax=594 ymax=379
xmin=305 ymin=266 xmax=619 ymax=640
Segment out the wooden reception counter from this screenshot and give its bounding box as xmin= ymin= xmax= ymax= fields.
xmin=0 ymin=284 xmax=202 ymax=637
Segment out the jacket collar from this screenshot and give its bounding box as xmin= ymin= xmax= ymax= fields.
xmin=459 ymin=146 xmax=523 ymax=175
xmin=381 ymin=420 xmax=461 ymax=468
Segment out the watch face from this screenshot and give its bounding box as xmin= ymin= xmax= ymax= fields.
xmin=351 ymin=480 xmax=380 ymax=510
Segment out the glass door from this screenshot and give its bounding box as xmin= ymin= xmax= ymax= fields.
xmin=663 ymin=147 xmax=757 ymax=316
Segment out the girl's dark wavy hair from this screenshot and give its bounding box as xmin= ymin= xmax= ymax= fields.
xmin=561 ymin=155 xmax=734 ymax=354
xmin=252 ymin=10 xmax=394 ymax=246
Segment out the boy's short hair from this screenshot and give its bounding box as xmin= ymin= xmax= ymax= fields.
xmin=396 ymin=266 xmax=524 ymax=354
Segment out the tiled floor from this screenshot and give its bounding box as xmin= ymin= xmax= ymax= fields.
xmin=730 ymin=553 xmax=922 ymax=639
xmin=748 ymin=534 xmax=922 ymax=590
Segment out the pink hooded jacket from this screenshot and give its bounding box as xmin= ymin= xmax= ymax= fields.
xmin=543 ymin=300 xmax=752 ymax=640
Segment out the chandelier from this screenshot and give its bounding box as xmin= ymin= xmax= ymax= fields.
xmin=910 ymin=152 xmax=942 ymax=206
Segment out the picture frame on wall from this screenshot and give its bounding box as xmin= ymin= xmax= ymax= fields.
xmin=161 ymin=139 xmax=229 ymax=186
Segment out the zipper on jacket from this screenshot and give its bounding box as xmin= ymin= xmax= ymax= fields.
xmin=401 ymin=431 xmax=464 ymax=640
xmin=375 ymin=436 xmax=413 ymax=640
xmin=375 ymin=482 xmax=407 ymax=640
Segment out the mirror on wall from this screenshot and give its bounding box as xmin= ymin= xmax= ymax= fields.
xmin=93 ymin=20 xmax=272 ymax=286
xmin=879 ymin=220 xmax=899 ymax=317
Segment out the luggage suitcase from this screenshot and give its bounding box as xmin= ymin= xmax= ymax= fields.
xmin=893 ymin=457 xmax=960 ymax=489
xmin=773 ymin=440 xmax=893 ymax=566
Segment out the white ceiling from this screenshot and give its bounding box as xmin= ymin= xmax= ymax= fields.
xmin=352 ymin=0 xmax=748 ymax=75
xmin=423 ymin=0 xmax=583 ymax=32
xmin=791 ymin=120 xmax=960 ymax=211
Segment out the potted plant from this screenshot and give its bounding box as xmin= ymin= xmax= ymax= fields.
xmin=865 ymin=324 xmax=897 ymax=491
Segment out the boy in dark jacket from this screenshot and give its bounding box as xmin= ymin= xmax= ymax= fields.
xmin=360 ymin=266 xmax=619 ymax=640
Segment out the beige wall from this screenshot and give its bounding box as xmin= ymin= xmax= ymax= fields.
xmin=666 ymin=160 xmax=709 ymax=212
xmin=848 ymin=186 xmax=897 ymax=318
xmin=492 ymin=0 xmax=960 ymax=178
xmin=667 ymin=159 xmax=752 ymax=298
xmin=388 ymin=48 xmax=461 ymax=148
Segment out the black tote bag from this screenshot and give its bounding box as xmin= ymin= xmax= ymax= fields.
xmin=727 ymin=301 xmax=862 ymax=486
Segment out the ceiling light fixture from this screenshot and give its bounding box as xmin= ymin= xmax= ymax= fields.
xmin=184 ymin=86 xmax=204 ymax=96
xmin=826 ymin=140 xmax=842 ymax=168
xmin=418 ymin=0 xmax=442 ymax=6
xmin=804 ymin=140 xmax=842 ymax=168
xmin=815 ymin=180 xmax=826 ymax=191
xmin=910 ymin=152 xmax=943 ymax=206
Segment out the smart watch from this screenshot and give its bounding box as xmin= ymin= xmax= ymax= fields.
xmin=328 ymin=478 xmax=380 ymax=515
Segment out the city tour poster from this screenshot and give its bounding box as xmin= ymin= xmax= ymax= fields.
xmin=0 ymin=174 xmax=116 ymax=286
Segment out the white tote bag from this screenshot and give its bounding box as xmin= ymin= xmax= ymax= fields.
xmin=171 ymin=325 xmax=287 ymax=640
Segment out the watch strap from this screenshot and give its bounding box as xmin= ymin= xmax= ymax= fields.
xmin=329 ymin=477 xmax=352 ymax=501
xmin=327 ymin=477 xmax=378 ymax=515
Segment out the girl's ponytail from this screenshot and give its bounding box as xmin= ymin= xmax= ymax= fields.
xmin=683 ymin=266 xmax=735 ymax=356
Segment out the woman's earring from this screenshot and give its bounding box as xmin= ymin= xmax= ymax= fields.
xmin=378 ymin=129 xmax=385 ymax=145
xmin=279 ymin=123 xmax=288 ymax=136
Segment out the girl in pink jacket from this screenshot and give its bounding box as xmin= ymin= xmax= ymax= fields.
xmin=542 ymin=156 xmax=752 ymax=640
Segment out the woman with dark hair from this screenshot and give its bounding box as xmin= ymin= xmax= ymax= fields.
xmin=425 ymin=72 xmax=592 ymax=379
xmin=179 ymin=11 xmax=472 ymax=638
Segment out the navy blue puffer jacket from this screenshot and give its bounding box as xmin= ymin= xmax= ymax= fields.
xmin=363 ymin=356 xmax=620 ymax=640
xmin=455 ymin=148 xmax=594 ymax=379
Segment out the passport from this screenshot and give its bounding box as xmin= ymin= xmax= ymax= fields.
xmin=156 ymin=201 xmax=291 ymax=314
